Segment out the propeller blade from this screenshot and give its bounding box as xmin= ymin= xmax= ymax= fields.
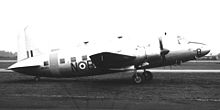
xmin=159 ymin=38 xmax=163 ymax=50
xmin=158 ymin=38 xmax=169 ymax=65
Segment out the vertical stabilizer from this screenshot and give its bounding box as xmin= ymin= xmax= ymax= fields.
xmin=17 ymin=26 xmax=42 ymax=61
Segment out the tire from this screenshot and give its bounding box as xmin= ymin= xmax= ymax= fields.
xmin=132 ymin=73 xmax=145 ymax=84
xmin=143 ymin=71 xmax=153 ymax=81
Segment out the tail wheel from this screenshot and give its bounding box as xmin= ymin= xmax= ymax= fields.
xmin=143 ymin=71 xmax=153 ymax=81
xmin=34 ymin=76 xmax=40 ymax=81
xmin=132 ymin=73 xmax=145 ymax=84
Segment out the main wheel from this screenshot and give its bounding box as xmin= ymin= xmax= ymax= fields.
xmin=132 ymin=73 xmax=145 ymax=84
xmin=143 ymin=71 xmax=153 ymax=81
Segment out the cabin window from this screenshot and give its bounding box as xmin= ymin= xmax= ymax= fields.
xmin=27 ymin=51 xmax=29 ymax=58
xmin=44 ymin=61 xmax=49 ymax=66
xmin=30 ymin=50 xmax=33 ymax=57
xmin=71 ymin=57 xmax=76 ymax=62
xmin=82 ymin=55 xmax=87 ymax=60
xmin=60 ymin=58 xmax=65 ymax=64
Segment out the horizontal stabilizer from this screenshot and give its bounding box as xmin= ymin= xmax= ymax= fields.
xmin=8 ymin=57 xmax=41 ymax=70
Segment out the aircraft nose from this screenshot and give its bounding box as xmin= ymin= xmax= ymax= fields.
xmin=194 ymin=43 xmax=211 ymax=57
xmin=201 ymin=49 xmax=210 ymax=56
xmin=196 ymin=48 xmax=210 ymax=57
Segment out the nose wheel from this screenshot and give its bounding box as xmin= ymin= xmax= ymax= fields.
xmin=132 ymin=70 xmax=153 ymax=84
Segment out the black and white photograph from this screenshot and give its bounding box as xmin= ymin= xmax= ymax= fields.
xmin=0 ymin=0 xmax=220 ymax=109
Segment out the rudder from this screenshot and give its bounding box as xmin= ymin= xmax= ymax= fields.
xmin=17 ymin=26 xmax=42 ymax=61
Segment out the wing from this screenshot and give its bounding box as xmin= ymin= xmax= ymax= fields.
xmin=90 ymin=52 xmax=136 ymax=68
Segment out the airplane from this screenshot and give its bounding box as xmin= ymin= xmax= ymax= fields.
xmin=8 ymin=29 xmax=210 ymax=84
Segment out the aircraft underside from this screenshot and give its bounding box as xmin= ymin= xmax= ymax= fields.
xmin=11 ymin=65 xmax=154 ymax=84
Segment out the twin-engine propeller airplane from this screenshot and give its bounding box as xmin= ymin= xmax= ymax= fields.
xmin=8 ymin=29 xmax=210 ymax=84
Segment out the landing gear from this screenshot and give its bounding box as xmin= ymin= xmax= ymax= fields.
xmin=132 ymin=70 xmax=153 ymax=84
xmin=132 ymin=73 xmax=145 ymax=84
xmin=34 ymin=76 xmax=40 ymax=81
xmin=143 ymin=71 xmax=153 ymax=81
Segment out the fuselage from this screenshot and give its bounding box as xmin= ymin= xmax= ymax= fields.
xmin=8 ymin=45 xmax=210 ymax=78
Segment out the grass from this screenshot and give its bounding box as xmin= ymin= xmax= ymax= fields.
xmin=0 ymin=62 xmax=16 ymax=69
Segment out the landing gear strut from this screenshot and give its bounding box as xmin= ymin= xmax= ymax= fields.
xmin=132 ymin=70 xmax=153 ymax=84
xmin=143 ymin=71 xmax=153 ymax=81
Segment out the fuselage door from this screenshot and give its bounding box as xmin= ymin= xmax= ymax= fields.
xmin=49 ymin=52 xmax=60 ymax=75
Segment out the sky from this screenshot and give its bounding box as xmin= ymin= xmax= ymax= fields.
xmin=0 ymin=0 xmax=220 ymax=54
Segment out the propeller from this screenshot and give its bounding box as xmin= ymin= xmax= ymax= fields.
xmin=159 ymin=37 xmax=169 ymax=65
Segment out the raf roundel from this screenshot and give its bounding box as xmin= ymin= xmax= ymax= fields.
xmin=78 ymin=62 xmax=87 ymax=70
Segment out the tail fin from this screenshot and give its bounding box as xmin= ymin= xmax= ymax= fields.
xmin=17 ymin=26 xmax=42 ymax=61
